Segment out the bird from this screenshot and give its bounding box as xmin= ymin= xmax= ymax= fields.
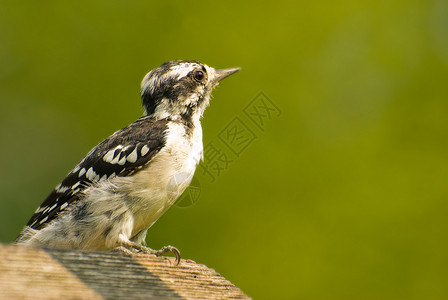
xmin=15 ymin=60 xmax=240 ymax=264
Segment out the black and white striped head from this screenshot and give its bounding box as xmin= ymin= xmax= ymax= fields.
xmin=141 ymin=60 xmax=239 ymax=121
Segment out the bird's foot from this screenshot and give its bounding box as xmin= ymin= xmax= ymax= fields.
xmin=140 ymin=245 xmax=181 ymax=265
xmin=150 ymin=245 xmax=181 ymax=264
xmin=111 ymin=245 xmax=137 ymax=255
xmin=113 ymin=242 xmax=181 ymax=265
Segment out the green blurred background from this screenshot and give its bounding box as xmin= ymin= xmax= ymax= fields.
xmin=1 ymin=0 xmax=448 ymax=299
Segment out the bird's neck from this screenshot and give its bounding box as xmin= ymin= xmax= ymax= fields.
xmin=176 ymin=111 xmax=202 ymax=137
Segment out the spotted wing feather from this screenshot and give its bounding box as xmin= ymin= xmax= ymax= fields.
xmin=26 ymin=117 xmax=169 ymax=230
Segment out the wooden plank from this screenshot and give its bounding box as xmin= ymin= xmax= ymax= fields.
xmin=0 ymin=244 xmax=250 ymax=300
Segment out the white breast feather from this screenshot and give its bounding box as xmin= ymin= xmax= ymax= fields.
xmin=122 ymin=119 xmax=203 ymax=236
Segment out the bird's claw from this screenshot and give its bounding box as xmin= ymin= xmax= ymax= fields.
xmin=113 ymin=242 xmax=181 ymax=265
xmin=152 ymin=245 xmax=181 ymax=265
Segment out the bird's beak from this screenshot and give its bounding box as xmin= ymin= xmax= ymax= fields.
xmin=214 ymin=68 xmax=241 ymax=82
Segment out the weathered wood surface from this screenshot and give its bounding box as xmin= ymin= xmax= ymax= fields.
xmin=0 ymin=244 xmax=249 ymax=300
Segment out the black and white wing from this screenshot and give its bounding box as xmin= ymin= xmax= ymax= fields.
xmin=26 ymin=117 xmax=169 ymax=230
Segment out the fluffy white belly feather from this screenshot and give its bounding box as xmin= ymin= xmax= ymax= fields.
xmin=124 ymin=121 xmax=203 ymax=236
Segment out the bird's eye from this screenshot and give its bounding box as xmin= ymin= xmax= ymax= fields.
xmin=193 ymin=70 xmax=205 ymax=82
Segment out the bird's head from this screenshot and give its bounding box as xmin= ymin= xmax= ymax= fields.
xmin=140 ymin=60 xmax=239 ymax=121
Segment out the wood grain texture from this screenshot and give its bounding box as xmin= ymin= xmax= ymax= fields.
xmin=0 ymin=244 xmax=249 ymax=300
